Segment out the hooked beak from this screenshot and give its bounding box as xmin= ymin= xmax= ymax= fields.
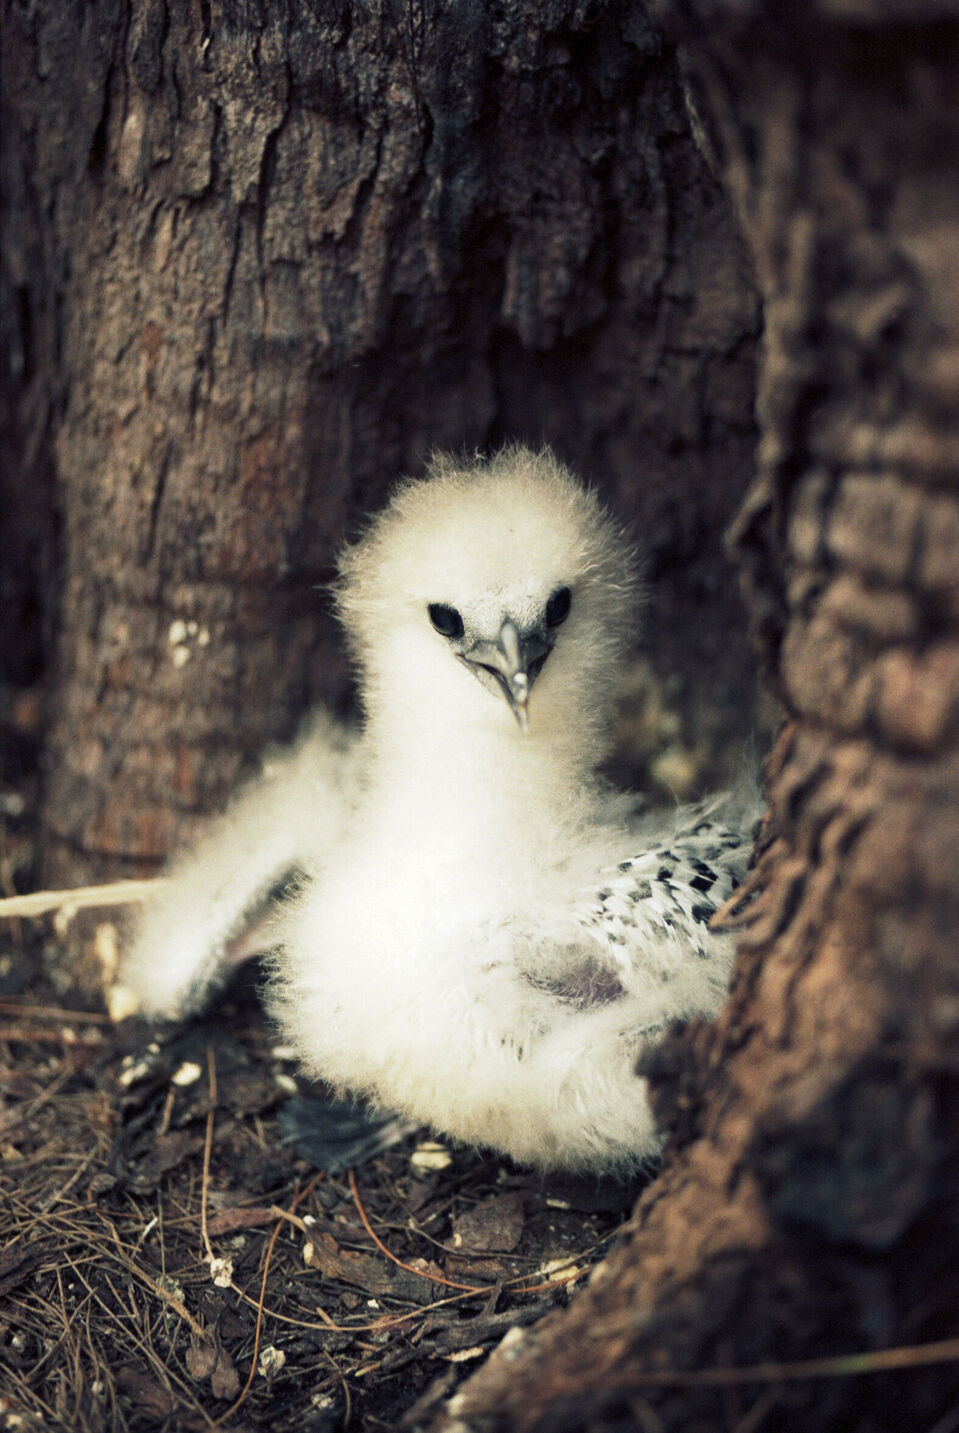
xmin=460 ymin=619 xmax=552 ymax=731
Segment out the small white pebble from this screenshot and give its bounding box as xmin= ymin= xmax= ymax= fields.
xmin=410 ymin=1140 xmax=452 ymax=1172
xmin=94 ymin=921 xmax=120 ymax=984
xmin=540 ymin=1258 xmax=583 ymax=1281
xmin=258 ymin=1345 xmax=285 ymax=1378
xmin=118 ymin=1058 xmax=153 ymax=1088
xmin=2 ymin=1413 xmax=33 ymax=1431
xmin=168 ymin=619 xmax=188 ymax=646
xmin=208 ymin=1256 xmax=234 ymax=1288
xmin=172 ymin=1060 xmax=203 ymax=1087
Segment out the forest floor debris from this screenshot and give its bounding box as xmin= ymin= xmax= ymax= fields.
xmin=0 ymin=932 xmax=638 ymax=1432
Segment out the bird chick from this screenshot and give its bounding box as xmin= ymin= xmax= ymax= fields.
xmin=124 ymin=447 xmax=755 ymax=1174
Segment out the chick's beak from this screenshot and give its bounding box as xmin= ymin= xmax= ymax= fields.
xmin=462 ymin=618 xmax=551 ymax=731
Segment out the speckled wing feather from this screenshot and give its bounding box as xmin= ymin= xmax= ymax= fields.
xmin=525 ymin=800 xmax=754 ymax=1019
xmin=584 ymin=805 xmax=750 ymax=964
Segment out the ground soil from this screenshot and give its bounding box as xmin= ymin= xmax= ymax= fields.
xmin=0 ymin=779 xmax=639 ymax=1433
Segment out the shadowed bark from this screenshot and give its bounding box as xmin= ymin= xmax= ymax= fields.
xmin=1 ymin=0 xmax=759 ymax=887
xmin=428 ymin=5 xmax=959 ymax=1431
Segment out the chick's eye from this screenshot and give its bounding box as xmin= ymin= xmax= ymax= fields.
xmin=428 ymin=603 xmax=464 ymax=639
xmin=546 ymin=586 xmax=572 ymax=628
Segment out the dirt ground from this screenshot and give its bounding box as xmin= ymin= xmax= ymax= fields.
xmin=0 ymin=752 xmax=640 ymax=1433
xmin=0 ymin=940 xmax=639 ymax=1433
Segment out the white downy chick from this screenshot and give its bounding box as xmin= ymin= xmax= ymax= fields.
xmin=124 ymin=447 xmax=755 ymax=1174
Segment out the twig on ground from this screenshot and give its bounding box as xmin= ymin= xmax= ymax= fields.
xmin=0 ymin=878 xmax=166 ymax=921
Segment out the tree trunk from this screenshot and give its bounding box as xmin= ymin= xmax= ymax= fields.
xmin=432 ymin=5 xmax=959 ymax=1431
xmin=1 ymin=0 xmax=759 ymax=888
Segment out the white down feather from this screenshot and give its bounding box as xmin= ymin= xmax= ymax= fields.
xmin=124 ymin=447 xmax=756 ymax=1173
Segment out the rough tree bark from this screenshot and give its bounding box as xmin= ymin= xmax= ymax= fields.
xmin=431 ymin=5 xmax=959 ymax=1432
xmin=0 ymin=0 xmax=759 ymax=889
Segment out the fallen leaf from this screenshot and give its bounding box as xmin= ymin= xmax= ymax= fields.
xmin=206 ymin=1205 xmax=276 ymax=1235
xmin=186 ymin=1338 xmax=217 ymax=1380
xmin=115 ymin=1367 xmax=175 ymax=1416
xmin=303 ymin=1232 xmax=435 ymax=1304
xmin=0 ymin=1244 xmax=38 ymax=1299
xmin=211 ymin=1346 xmax=241 ymax=1401
xmin=451 ymin=1192 xmax=525 ymax=1253
xmin=127 ymin=1130 xmax=205 ymax=1191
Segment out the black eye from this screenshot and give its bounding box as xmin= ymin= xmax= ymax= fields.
xmin=428 ymin=603 xmax=464 ymax=639
xmin=545 ymin=586 xmax=572 ymax=628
